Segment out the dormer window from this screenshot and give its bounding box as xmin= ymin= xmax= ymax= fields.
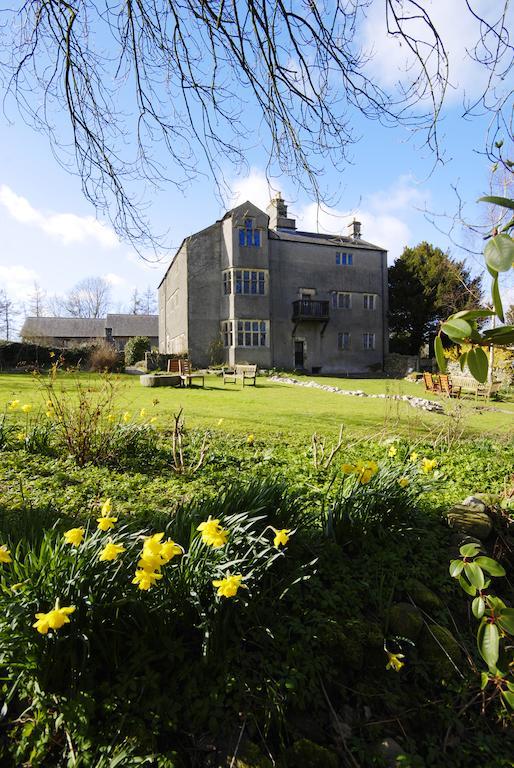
xmin=239 ymin=218 xmax=261 ymax=247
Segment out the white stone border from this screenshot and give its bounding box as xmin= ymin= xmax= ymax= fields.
xmin=267 ymin=375 xmax=444 ymax=413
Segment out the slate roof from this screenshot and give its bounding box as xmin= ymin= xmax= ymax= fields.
xmin=21 ymin=314 xmax=158 ymax=340
xmin=270 ymin=228 xmax=384 ymax=251
xmin=105 ymin=314 xmax=158 ymax=336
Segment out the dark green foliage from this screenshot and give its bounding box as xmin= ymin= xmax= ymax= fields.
xmin=0 ymin=340 xmax=94 ymax=369
xmin=0 ymin=424 xmax=512 ymax=765
xmin=388 ymin=242 xmax=483 ymax=354
xmin=124 ymin=336 xmax=151 ymax=366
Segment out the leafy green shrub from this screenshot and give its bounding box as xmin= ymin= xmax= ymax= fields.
xmin=124 ymin=336 xmax=150 ymax=366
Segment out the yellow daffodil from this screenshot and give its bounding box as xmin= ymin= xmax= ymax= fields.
xmin=99 ymin=541 xmax=126 ymax=561
xmin=7 ymin=400 xmax=20 ymax=411
xmin=107 ymin=413 xmax=115 ymax=423
xmin=132 ymin=568 xmax=163 ymax=591
xmin=97 ymin=516 xmax=117 ymax=531
xmin=197 ymin=517 xmax=229 ymax=548
xmin=150 ymin=416 xmax=157 ymax=424
xmin=46 ymin=400 xmax=53 ymax=408
xmin=398 ymin=477 xmax=409 ymax=488
xmin=388 ymin=445 xmax=397 ymax=457
xmin=46 ymin=410 xmax=54 ymax=419
xmin=16 ymin=431 xmax=26 ymax=441
xmin=140 ymin=408 xmax=146 ymax=418
xmin=122 ymin=411 xmax=131 ymax=423
xmin=385 ymin=651 xmax=405 ymax=672
xmin=0 ymin=545 xmax=12 ymax=564
xmin=246 ymin=434 xmax=255 ymax=446
xmin=422 ymin=457 xmax=437 ymax=474
xmin=21 ymin=404 xmax=32 ymax=413
xmin=100 ymin=498 xmax=112 ymax=516
xmin=63 ymin=527 xmax=85 ymax=547
xmin=409 ymin=452 xmax=419 ymax=462
xmin=342 ymin=463 xmax=356 ymax=474
xmin=271 ymin=527 xmax=291 ymax=548
xmin=160 ymin=539 xmax=184 ymax=563
xmin=217 ymin=418 xmax=223 ymax=426
xmin=355 ymin=460 xmax=379 ymax=485
xmin=213 ymin=573 xmax=244 ymax=598
xmin=49 ymin=351 xmax=55 ymax=358
xmin=33 ymin=604 xmax=75 ymax=634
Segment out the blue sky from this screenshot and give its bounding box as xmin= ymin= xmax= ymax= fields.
xmin=0 ymin=0 xmax=512 ymax=335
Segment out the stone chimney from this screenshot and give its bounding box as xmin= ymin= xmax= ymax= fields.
xmin=267 ymin=193 xmax=296 ymax=230
xmin=348 ymin=219 xmax=361 ymax=240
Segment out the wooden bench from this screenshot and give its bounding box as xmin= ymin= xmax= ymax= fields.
xmin=222 ymin=364 xmax=257 ymax=387
xmin=167 ymin=358 xmax=204 ymax=388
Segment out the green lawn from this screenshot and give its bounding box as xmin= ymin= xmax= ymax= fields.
xmin=1 ymin=371 xmax=512 ymax=439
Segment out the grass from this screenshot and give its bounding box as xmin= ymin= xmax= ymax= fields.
xmin=0 ymin=371 xmax=513 ymax=440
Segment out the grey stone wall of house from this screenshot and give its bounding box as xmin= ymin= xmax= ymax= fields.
xmin=158 ymin=197 xmax=388 ymax=373
xmin=159 ymin=242 xmax=189 ymax=355
xmin=269 ymin=235 xmax=387 ymax=373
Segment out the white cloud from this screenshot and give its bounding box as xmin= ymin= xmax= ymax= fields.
xmin=0 ymin=184 xmax=119 ymax=248
xmin=228 ymin=168 xmax=278 ymax=212
xmin=0 ymin=264 xmax=39 ymax=300
xmin=103 ymin=272 xmax=125 ymax=286
xmin=360 ymin=0 xmax=509 ymax=105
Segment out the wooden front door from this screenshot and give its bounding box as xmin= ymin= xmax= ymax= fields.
xmin=294 ymin=340 xmax=305 ymax=368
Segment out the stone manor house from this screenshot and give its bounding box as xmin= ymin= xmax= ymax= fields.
xmin=158 ymin=195 xmax=388 ymax=373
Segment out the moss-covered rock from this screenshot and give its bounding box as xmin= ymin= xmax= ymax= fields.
xmin=405 ymin=579 xmax=443 ymax=612
xmin=388 ymin=603 xmax=423 ymax=641
xmin=418 ymin=624 xmax=462 ymax=678
xmin=446 ymin=505 xmax=493 ymax=539
xmin=284 ymin=738 xmax=338 ymax=768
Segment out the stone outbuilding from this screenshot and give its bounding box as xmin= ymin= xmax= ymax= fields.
xmin=21 ymin=314 xmax=158 ymax=351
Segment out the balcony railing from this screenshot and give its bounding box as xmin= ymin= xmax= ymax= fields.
xmin=292 ymin=299 xmax=330 ymax=322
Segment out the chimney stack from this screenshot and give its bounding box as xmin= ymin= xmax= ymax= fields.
xmin=267 ymin=193 xmax=296 ymax=230
xmin=348 ymin=219 xmax=361 ymax=240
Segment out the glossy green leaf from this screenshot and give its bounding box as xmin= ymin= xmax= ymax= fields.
xmin=459 ymin=351 xmax=468 ymax=371
xmin=466 ymin=347 xmax=488 ymax=384
xmin=501 ymin=690 xmax=514 ymax=709
xmin=448 ymin=309 xmax=495 ymax=321
xmin=458 ymin=574 xmax=477 ymax=597
xmin=472 ymin=596 xmax=485 ymax=619
xmin=497 ymin=609 xmax=514 ymax=635
xmin=441 ymin=318 xmax=472 ymax=342
xmin=477 ymin=621 xmax=500 ymax=670
xmin=482 ymin=326 xmax=514 ymax=344
xmin=491 ymin=275 xmax=505 ymax=323
xmin=459 ymin=542 xmax=481 ymax=557
xmin=486 ymin=263 xmax=498 ymax=279
xmin=474 ymin=556 xmax=506 ymax=577
xmin=484 ymin=234 xmax=514 ymax=272
xmin=449 ymin=559 xmax=465 ymax=578
xmin=465 ymin=562 xmax=485 ymax=589
xmin=434 ymin=335 xmax=446 ymax=373
xmin=480 ymin=671 xmax=490 ymax=690
xmin=478 ymin=195 xmax=514 ymax=211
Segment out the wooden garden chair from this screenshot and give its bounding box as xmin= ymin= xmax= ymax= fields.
xmin=438 ymin=374 xmax=461 ymax=398
xmin=179 ymin=359 xmax=204 ymax=388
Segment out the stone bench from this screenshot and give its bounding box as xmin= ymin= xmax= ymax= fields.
xmin=140 ymin=374 xmax=182 ymax=388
